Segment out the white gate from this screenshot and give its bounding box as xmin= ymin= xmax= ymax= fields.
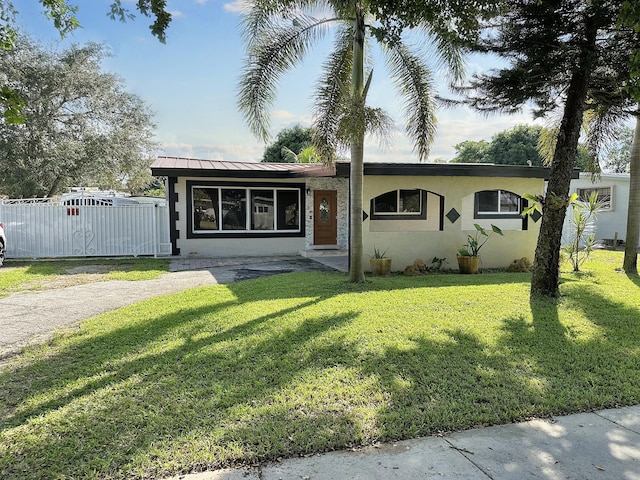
xmin=0 ymin=201 xmax=171 ymax=259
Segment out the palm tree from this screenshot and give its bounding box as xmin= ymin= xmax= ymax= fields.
xmin=238 ymin=1 xmax=464 ymax=282
xmin=623 ymin=113 xmax=640 ymax=274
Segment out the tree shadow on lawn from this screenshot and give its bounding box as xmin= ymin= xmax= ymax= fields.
xmin=626 ymin=271 xmax=640 ymax=288
xmin=357 ymin=283 xmax=640 ymax=444
xmin=0 ymin=279 xmax=359 ymax=479
xmin=0 ymin=270 xmax=582 ymax=479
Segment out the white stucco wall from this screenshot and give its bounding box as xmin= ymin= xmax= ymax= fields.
xmin=567 ymin=173 xmax=633 ymax=243
xmin=362 ymin=175 xmax=545 ymax=271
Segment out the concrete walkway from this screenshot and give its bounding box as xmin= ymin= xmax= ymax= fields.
xmin=171 ymin=405 xmax=640 ymax=480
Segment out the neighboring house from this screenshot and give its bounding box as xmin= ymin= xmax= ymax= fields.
xmin=151 ymin=157 xmax=565 ymax=270
xmin=567 ymin=172 xmax=636 ymax=246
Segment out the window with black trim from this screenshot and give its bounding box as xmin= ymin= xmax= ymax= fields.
xmin=474 ymin=190 xmax=522 ymax=218
xmin=191 ymin=185 xmax=301 ymax=234
xmin=371 ymin=189 xmax=427 ymax=220
xmin=577 ymin=187 xmax=611 ymax=210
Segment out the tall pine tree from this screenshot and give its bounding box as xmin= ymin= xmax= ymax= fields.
xmin=465 ymin=0 xmax=640 ymax=296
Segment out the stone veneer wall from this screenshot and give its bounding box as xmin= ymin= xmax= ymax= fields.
xmin=304 ymin=177 xmax=349 ymax=249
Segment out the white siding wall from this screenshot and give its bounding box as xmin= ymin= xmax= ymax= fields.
xmin=567 ymin=174 xmax=634 ymax=242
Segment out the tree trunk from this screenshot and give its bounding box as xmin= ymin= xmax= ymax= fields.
xmin=349 ymin=12 xmax=366 ymax=283
xmin=349 ymin=139 xmax=365 ymax=282
xmin=530 ymin=21 xmax=598 ymax=297
xmin=623 ymin=113 xmax=640 ymax=274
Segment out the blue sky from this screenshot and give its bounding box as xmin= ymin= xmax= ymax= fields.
xmin=17 ymin=0 xmax=539 ymax=163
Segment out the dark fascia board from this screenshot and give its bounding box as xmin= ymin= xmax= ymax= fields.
xmin=335 ymin=162 xmax=580 ymax=180
xmin=151 ymin=168 xmax=314 ymax=179
xmin=154 ymin=162 xmax=580 ymax=180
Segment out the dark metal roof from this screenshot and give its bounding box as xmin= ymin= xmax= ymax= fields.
xmin=151 ymin=157 xmax=335 ymax=178
xmin=152 ymin=157 xmax=578 ymax=180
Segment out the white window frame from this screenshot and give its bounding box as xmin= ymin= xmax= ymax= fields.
xmin=576 ymin=186 xmax=613 ymax=211
xmin=475 ymin=190 xmax=522 ymax=218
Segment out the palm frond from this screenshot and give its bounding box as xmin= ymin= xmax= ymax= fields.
xmin=537 ymin=125 xmax=559 ymax=166
xmin=583 ymin=103 xmax=629 ymax=160
xmin=414 ymin=25 xmax=467 ymax=85
xmin=242 ymin=0 xmax=333 ymax=47
xmin=238 ymin=11 xmax=333 ymax=141
xmin=312 ymin=23 xmax=353 ymax=163
xmin=383 ymin=42 xmax=437 ymax=162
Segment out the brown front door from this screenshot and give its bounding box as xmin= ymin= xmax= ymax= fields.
xmin=313 ymin=190 xmax=337 ymax=245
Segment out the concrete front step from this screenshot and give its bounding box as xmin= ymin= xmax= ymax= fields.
xmin=299 ymin=247 xmax=348 ymax=258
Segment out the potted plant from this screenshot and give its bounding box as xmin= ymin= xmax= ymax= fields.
xmin=457 ymin=224 xmax=504 ymax=274
xmin=369 ymin=246 xmax=392 ymax=276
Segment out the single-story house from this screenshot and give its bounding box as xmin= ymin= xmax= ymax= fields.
xmin=151 ymin=157 xmax=566 ymax=271
xmin=567 ymin=172 xmax=638 ymax=247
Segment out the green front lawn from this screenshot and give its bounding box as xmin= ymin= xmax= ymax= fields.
xmin=1 ymin=251 xmax=639 ymax=479
xmin=0 ymin=258 xmax=170 ymax=297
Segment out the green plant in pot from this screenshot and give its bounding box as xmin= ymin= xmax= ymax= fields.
xmin=457 ymin=224 xmax=504 ymax=274
xmin=369 ymin=246 xmax=392 ymax=276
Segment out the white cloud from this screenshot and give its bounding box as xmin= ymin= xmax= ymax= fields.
xmin=223 ymin=1 xmax=250 ymax=14
xmin=168 ymin=10 xmax=184 ymax=18
xmin=195 ymin=0 xmax=209 ymax=4
xmin=160 ymin=142 xmax=264 ymax=162
xmin=272 ymin=110 xmax=295 ymax=120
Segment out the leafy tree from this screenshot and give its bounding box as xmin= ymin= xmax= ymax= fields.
xmin=603 ymin=127 xmax=634 ymax=173
xmin=238 ymin=1 xmax=468 ymax=282
xmin=450 ymin=140 xmax=490 ymax=163
xmin=262 ymin=125 xmax=313 ymax=163
xmin=452 ymin=124 xmax=594 ymax=168
xmin=0 ymin=38 xmax=157 ymax=198
xmin=487 ymin=125 xmax=545 ymax=166
xmin=0 ymin=0 xmax=170 ymax=123
xmin=465 ymin=0 xmax=640 ymax=296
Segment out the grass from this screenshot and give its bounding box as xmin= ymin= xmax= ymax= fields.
xmin=1 ymin=250 xmax=639 ymax=479
xmin=0 ymin=258 xmax=170 ymax=297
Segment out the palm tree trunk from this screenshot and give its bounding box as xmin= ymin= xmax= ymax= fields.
xmin=623 ymin=112 xmax=640 ymax=274
xmin=348 ymin=11 xmax=366 ymax=283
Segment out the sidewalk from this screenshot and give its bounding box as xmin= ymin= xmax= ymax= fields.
xmin=171 ymin=405 xmax=640 ymax=479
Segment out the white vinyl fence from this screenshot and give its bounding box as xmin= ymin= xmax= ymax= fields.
xmin=0 ymin=200 xmax=171 ymax=259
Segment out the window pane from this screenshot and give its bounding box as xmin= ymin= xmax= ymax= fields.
xmin=578 ymin=187 xmax=611 ymax=208
xmin=277 ymin=190 xmax=300 ymax=230
xmin=251 ymin=190 xmax=274 ymax=230
xmin=221 ymin=189 xmax=247 ymax=230
xmin=500 ymin=191 xmax=520 ymax=212
xmin=374 ymin=191 xmax=397 ymax=213
xmin=477 ymin=191 xmax=498 ymax=212
xmin=193 ymin=187 xmax=218 ymax=231
xmin=399 ymin=190 xmax=421 ymax=213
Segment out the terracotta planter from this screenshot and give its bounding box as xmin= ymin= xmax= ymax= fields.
xmin=457 ymin=255 xmax=480 ymax=274
xmin=370 ymin=258 xmax=392 ymax=276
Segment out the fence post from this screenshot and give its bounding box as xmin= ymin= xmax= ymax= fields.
xmin=153 ymin=204 xmax=158 ymax=258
